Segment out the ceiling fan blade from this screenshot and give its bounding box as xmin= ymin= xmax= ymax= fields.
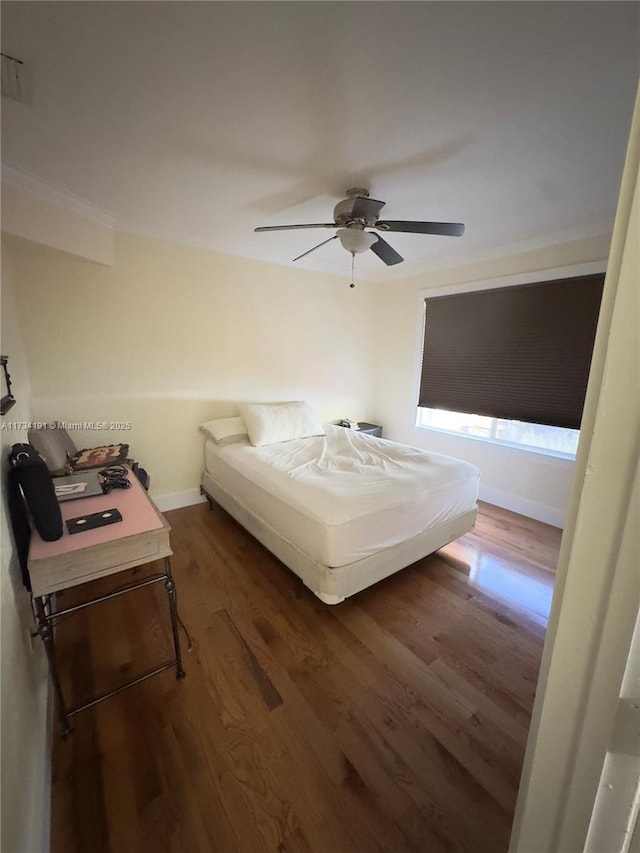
xmin=376 ymin=220 xmax=465 ymax=237
xmin=292 ymin=235 xmax=338 ymax=262
xmin=350 ymin=196 xmax=386 ymax=221
xmin=370 ymin=235 xmax=404 ymax=266
xmin=255 ymin=223 xmax=335 ymax=232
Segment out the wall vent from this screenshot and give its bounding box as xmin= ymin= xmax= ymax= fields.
xmin=1 ymin=53 xmax=25 ymax=102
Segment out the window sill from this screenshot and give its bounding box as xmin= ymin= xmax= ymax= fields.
xmin=415 ymin=424 xmax=577 ymax=463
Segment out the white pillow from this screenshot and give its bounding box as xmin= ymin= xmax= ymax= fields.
xmin=199 ymin=416 xmax=248 ymax=446
xmin=239 ymin=401 xmax=325 ymax=447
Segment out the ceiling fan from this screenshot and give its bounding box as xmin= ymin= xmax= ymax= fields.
xmin=254 ymin=187 xmax=465 ymax=267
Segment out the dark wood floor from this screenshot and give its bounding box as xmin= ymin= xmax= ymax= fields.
xmin=50 ymin=500 xmax=561 ymax=853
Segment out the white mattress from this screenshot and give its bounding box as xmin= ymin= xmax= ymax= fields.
xmin=204 ymin=425 xmax=479 ymax=568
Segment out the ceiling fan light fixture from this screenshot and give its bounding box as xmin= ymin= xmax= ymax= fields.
xmin=337 ymin=228 xmax=376 ymax=254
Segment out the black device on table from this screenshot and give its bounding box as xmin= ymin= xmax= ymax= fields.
xmin=64 ymin=465 xmax=129 ymax=534
xmin=67 ymin=508 xmax=123 ymax=535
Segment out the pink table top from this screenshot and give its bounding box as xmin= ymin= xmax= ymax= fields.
xmin=29 ymin=471 xmax=166 ymax=561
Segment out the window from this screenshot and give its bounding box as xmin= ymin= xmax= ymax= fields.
xmin=415 ymin=268 xmax=605 ymax=459
xmin=416 ymin=407 xmax=580 ymax=457
xmin=417 ymin=271 xmax=605 ymax=433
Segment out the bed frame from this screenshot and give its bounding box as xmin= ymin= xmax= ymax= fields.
xmin=201 ymin=470 xmax=477 ymax=604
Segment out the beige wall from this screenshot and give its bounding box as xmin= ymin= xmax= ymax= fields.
xmin=0 ymin=249 xmax=50 ymax=853
xmin=8 ymin=231 xmax=377 ymax=504
xmin=370 ymin=235 xmax=611 ymax=526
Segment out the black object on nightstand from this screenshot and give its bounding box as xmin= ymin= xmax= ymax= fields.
xmin=337 ymin=421 xmax=382 ymax=437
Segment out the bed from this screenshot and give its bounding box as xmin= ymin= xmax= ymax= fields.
xmin=200 ymin=403 xmax=480 ymax=604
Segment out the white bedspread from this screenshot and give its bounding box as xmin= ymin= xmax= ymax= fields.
xmin=205 ymin=425 xmax=479 ymax=567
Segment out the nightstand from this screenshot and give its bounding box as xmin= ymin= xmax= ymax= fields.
xmin=357 ymin=422 xmax=382 ymax=437
xmin=336 ymin=421 xmax=382 ymax=437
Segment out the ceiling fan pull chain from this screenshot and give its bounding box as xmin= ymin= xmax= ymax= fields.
xmin=350 ymin=252 xmax=356 ymax=288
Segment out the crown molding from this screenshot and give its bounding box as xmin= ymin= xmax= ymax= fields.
xmin=386 ymin=222 xmax=613 ymax=285
xmin=1 ymin=162 xmax=117 ymax=229
xmin=115 ymin=218 xmax=370 ymax=281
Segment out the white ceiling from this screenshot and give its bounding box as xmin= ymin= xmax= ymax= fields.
xmin=1 ymin=2 xmax=638 ymax=280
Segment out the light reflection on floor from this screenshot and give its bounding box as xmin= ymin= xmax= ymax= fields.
xmin=468 ymin=555 xmax=554 ymax=621
xmin=440 ymin=535 xmax=556 ymax=627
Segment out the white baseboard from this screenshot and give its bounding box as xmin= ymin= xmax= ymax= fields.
xmin=153 ymin=488 xmax=207 ymax=513
xmin=479 ymin=485 xmax=565 ymax=528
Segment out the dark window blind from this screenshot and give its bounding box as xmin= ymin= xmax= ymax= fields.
xmin=418 ymin=273 xmax=605 ymax=430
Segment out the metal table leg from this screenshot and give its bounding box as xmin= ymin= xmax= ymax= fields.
xmin=34 ymin=595 xmax=71 ymax=738
xmin=34 ymin=563 xmax=186 ymax=737
xmin=164 ymin=557 xmax=186 ymax=679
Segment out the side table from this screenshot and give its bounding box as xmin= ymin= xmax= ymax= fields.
xmin=336 ymin=421 xmax=382 ymax=437
xmin=28 ymin=469 xmax=185 ymax=737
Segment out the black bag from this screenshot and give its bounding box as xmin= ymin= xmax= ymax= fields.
xmin=6 ymin=464 xmax=32 ymax=590
xmin=9 ymin=443 xmax=63 ymax=542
